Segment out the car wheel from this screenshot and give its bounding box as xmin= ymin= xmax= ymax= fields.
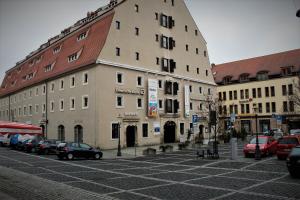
xmin=94 ymin=153 xmax=101 ymax=160
xmin=67 ymin=153 xmax=74 ymax=160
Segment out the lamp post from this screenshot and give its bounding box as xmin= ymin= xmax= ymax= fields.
xmin=117 ymin=122 xmax=122 ymax=156
xmin=253 ymin=105 xmax=261 ymax=160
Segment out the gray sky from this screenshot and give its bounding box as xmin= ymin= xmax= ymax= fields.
xmin=1 ymin=0 xmax=300 ymax=83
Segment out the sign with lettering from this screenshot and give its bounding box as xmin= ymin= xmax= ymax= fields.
xmin=148 ymin=79 xmax=158 ymax=117
xmin=184 ymin=85 xmax=190 ymax=117
xmin=115 ymin=88 xmax=144 ymax=95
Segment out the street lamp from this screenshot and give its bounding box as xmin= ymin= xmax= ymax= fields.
xmin=117 ymin=122 xmax=122 ymax=156
xmin=253 ymin=105 xmax=261 ymax=160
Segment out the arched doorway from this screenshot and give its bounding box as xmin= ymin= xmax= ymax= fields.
xmin=74 ymin=125 xmax=83 ymax=143
xmin=126 ymin=125 xmax=136 ymax=147
xmin=58 ymin=125 xmax=65 ymax=141
xmin=40 ymin=125 xmax=45 ymax=138
xmin=164 ymin=121 xmax=176 ymax=143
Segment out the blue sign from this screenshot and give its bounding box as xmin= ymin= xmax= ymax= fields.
xmin=230 ymin=113 xmax=236 ymax=123
xmin=192 ymin=115 xmax=199 ymax=123
xmin=276 ymin=115 xmax=282 ymax=122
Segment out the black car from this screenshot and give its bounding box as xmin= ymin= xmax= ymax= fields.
xmin=286 ymin=146 xmax=300 ymax=178
xmin=24 ymin=137 xmax=43 ymax=153
xmin=57 ymin=142 xmax=103 ymax=160
xmin=37 ymin=140 xmax=61 ymax=155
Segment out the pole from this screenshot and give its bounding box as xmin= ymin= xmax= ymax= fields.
xmin=117 ymin=122 xmax=122 ymax=156
xmin=255 ymin=114 xmax=261 ymax=160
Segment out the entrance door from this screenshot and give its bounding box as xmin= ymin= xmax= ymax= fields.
xmin=126 ymin=126 xmax=136 ymax=147
xmin=164 ymin=121 xmax=176 ymax=143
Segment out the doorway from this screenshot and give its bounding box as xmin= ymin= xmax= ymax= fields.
xmin=126 ymin=126 xmax=136 ymax=147
xmin=164 ymin=121 xmax=176 ymax=143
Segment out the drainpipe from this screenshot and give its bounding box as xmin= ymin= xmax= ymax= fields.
xmin=8 ymin=95 xmax=11 ymax=121
xmin=45 ymin=81 xmax=48 ymax=139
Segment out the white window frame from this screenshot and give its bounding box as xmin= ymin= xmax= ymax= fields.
xmin=82 ymin=95 xmax=89 ymax=109
xmin=116 ymin=95 xmax=124 ymax=108
xmin=59 ymin=79 xmax=64 ymax=91
xmin=42 ymin=103 xmax=46 ymax=114
xmin=28 ymin=104 xmax=33 ymax=116
xmin=59 ymin=99 xmax=64 ymax=112
xmin=82 ymin=71 xmax=89 ymax=85
xmin=18 ymin=106 xmax=21 ymax=116
xmin=35 ymin=87 xmax=39 ymax=96
xmin=116 ymin=72 xmax=124 ymax=85
xmin=23 ymin=106 xmax=27 ymax=116
xmin=70 ymin=97 xmax=76 ymax=111
xmin=70 ymin=75 xmax=76 ymax=88
xmin=50 ymin=101 xmax=54 ymax=113
xmin=136 ymin=75 xmax=144 ymax=87
xmin=42 ymin=85 xmax=46 ymax=95
xmin=50 ymin=82 xmax=55 ymax=93
xmin=137 ymin=97 xmax=143 ymax=109
xmin=29 ymin=90 xmax=33 ymax=98
xmin=35 ymin=104 xmax=39 ymax=114
xmin=158 ymin=99 xmax=164 ymax=110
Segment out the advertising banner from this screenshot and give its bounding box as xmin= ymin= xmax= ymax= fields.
xmin=153 ymin=122 xmax=160 ymax=135
xmin=184 ymin=85 xmax=190 ymax=117
xmin=148 ymin=79 xmax=158 ymax=117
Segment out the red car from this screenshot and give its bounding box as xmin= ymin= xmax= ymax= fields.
xmin=244 ymin=136 xmax=277 ymax=157
xmin=277 ymin=136 xmax=300 ymax=160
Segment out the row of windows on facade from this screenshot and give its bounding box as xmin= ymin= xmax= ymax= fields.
xmin=116 ymin=73 xmax=212 ymax=95
xmin=6 ymin=73 xmax=89 ymax=105
xmin=219 ymin=84 xmax=293 ymax=101
xmin=222 ymin=66 xmax=294 ymax=84
xmin=0 ymin=96 xmax=89 ymax=118
xmin=219 ymin=101 xmax=295 ymax=116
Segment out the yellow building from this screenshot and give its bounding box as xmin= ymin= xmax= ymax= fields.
xmin=212 ymin=49 xmax=300 ymax=134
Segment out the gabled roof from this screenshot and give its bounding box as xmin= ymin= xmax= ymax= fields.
xmin=0 ymin=12 xmax=114 ymax=97
xmin=212 ymin=49 xmax=300 ymax=84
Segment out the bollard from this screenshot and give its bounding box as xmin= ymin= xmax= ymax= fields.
xmin=230 ymin=137 xmax=238 ymax=160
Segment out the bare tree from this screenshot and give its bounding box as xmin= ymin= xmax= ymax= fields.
xmin=288 ymin=75 xmax=300 ymax=108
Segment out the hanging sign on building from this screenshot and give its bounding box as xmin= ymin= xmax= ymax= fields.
xmin=184 ymin=85 xmax=190 ymax=117
xmin=153 ymin=122 xmax=160 ymax=135
xmin=148 ymin=79 xmax=158 ymax=117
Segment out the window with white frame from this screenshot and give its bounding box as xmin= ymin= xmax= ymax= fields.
xmin=60 ymin=79 xmax=64 ymax=90
xmin=77 ymin=31 xmax=87 ymax=41
xmin=116 ymin=72 xmax=123 ymax=84
xmin=82 ymin=95 xmax=89 ymax=109
xmin=29 ymin=105 xmax=32 ymax=116
xmin=70 ymin=97 xmax=75 ymax=110
xmin=35 ymin=104 xmax=39 ymax=113
xmin=35 ymin=87 xmax=39 ymax=96
xmin=53 ymin=45 xmax=61 ymax=54
xmin=83 ymin=72 xmax=88 ymax=85
xmin=50 ymin=82 xmax=55 ymax=92
xmin=42 ymin=103 xmax=46 ymax=113
xmin=23 ymin=106 xmax=27 ymax=116
xmin=116 ymin=95 xmax=124 ymax=108
xmin=70 ymin=76 xmax=75 ymax=88
xmin=50 ymin=101 xmax=54 ymax=112
xmin=42 ymin=85 xmax=46 ymax=95
xmin=68 ymin=53 xmax=78 ymax=62
xmin=137 ymin=98 xmax=143 ymax=109
xmin=60 ymin=99 xmax=64 ymax=111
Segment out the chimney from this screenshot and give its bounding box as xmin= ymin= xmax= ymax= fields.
xmin=211 ymin=63 xmax=216 ymax=68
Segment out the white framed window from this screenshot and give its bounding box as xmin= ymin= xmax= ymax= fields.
xmin=29 ymin=90 xmax=33 ymax=98
xmin=23 ymin=106 xmax=27 ymax=116
xmin=116 ymin=72 xmax=124 ymax=85
xmin=199 ymin=87 xmax=202 ymax=94
xmin=70 ymin=97 xmax=75 ymax=110
xmin=35 ymin=87 xmax=39 ymax=96
xmin=82 ymin=72 xmax=88 ymax=85
xmin=158 ymin=99 xmax=163 ymax=110
xmin=59 ymin=79 xmax=64 ymax=90
xmin=42 ymin=104 xmax=46 ymax=113
xmin=116 ymin=21 xmax=120 ymax=30
xmin=116 ymin=95 xmax=124 ymax=108
xmin=28 ymin=104 xmax=32 ymax=116
xmin=50 ymin=82 xmax=55 ymax=93
xmin=18 ymin=107 xmax=21 ymax=116
xmin=158 ymin=80 xmax=163 ymax=90
xmin=60 ymin=99 xmax=64 ymax=111
xmin=23 ymin=92 xmax=26 ymax=100
xmin=70 ymin=75 xmax=76 ymax=88
xmin=137 ymin=98 xmax=143 ymax=109
xmin=136 ymin=76 xmax=143 ymax=87
xmin=82 ymin=95 xmax=89 ymax=109
xmin=68 ymin=52 xmax=78 ymax=62
xmin=35 ymin=104 xmax=39 ymax=114
xmin=42 ymin=85 xmax=46 ymax=95
xmin=50 ymin=101 xmax=54 ymax=112
xmin=53 ymin=45 xmax=61 ymax=54
xmin=77 ymin=31 xmax=87 ymax=41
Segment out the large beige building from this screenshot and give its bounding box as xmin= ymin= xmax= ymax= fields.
xmin=212 ymin=49 xmax=300 ymax=134
xmin=0 ymin=0 xmax=216 ymax=149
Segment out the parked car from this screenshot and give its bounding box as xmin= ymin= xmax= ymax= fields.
xmin=0 ymin=135 xmax=4 ymax=147
xmin=37 ymin=140 xmax=61 ymax=155
xmin=244 ymin=136 xmax=277 ymax=157
xmin=24 ymin=137 xmax=43 ymax=153
xmin=277 ymin=136 xmax=300 ymax=160
xmin=290 ymin=129 xmax=300 ymax=136
xmin=286 ymin=146 xmax=300 ymax=178
xmin=264 ymin=128 xmax=284 ymax=140
xmin=16 ymin=139 xmax=30 ymax=151
xmin=57 ymin=142 xmax=103 ymax=160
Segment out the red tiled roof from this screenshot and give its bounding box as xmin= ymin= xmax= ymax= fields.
xmin=212 ymin=49 xmax=300 ymax=83
xmin=0 ymin=12 xmax=114 ymax=97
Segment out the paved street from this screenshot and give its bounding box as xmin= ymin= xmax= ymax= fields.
xmin=0 ymin=144 xmax=299 ymax=200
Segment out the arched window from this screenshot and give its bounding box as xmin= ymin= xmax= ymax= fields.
xmin=74 ymin=125 xmax=83 ymax=143
xmin=58 ymin=125 xmax=65 ymax=141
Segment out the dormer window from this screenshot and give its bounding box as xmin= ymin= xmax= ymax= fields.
xmin=11 ymin=80 xmax=17 ymax=86
xmin=26 ymin=72 xmax=34 ymax=80
xmin=281 ymin=66 xmax=293 ymax=76
xmin=77 ymin=31 xmax=88 ymax=41
xmin=29 ymin=59 xmax=35 ymax=66
xmin=240 ymin=73 xmax=249 ymax=82
xmin=35 ymin=55 xmax=42 ymax=63
xmin=223 ymin=76 xmax=232 ymax=84
xmin=44 ymin=62 xmax=56 ymax=72
xmin=17 ymin=67 xmax=21 ymax=72
xmin=68 ymin=49 xmax=82 ymax=63
xmin=257 ymin=71 xmax=268 ymax=81
xmin=53 ymin=45 xmax=61 ymax=54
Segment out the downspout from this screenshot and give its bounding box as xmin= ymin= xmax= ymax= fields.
xmin=45 ymin=81 xmax=48 ymax=139
xmin=8 ymin=95 xmax=11 ymax=121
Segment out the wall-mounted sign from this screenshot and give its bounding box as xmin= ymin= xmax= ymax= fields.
xmin=153 ymin=122 xmax=160 ymax=135
xmin=115 ymin=88 xmax=144 ymax=95
xmin=148 ymin=79 xmax=158 ymax=117
xmin=124 ymin=112 xmax=138 ymax=117
xmin=184 ymin=85 xmax=190 ymax=117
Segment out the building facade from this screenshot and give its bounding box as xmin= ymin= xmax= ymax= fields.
xmin=0 ymin=0 xmax=216 ymax=149
xmin=212 ymin=49 xmax=300 ymax=135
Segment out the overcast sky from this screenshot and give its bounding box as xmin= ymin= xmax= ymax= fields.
xmin=0 ymin=0 xmax=300 ymax=83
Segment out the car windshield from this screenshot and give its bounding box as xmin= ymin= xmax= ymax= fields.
xmin=250 ymin=137 xmax=267 ymax=144
xmin=80 ymin=143 xmax=92 ymax=149
xmin=290 ymin=147 xmax=300 ymax=156
xmin=290 ymin=129 xmax=300 ymax=135
xmin=57 ymin=142 xmax=66 ymax=147
xmin=278 ymin=138 xmax=299 ymax=145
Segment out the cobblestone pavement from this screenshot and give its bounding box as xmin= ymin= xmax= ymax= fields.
xmin=0 ymin=144 xmax=299 ymax=200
